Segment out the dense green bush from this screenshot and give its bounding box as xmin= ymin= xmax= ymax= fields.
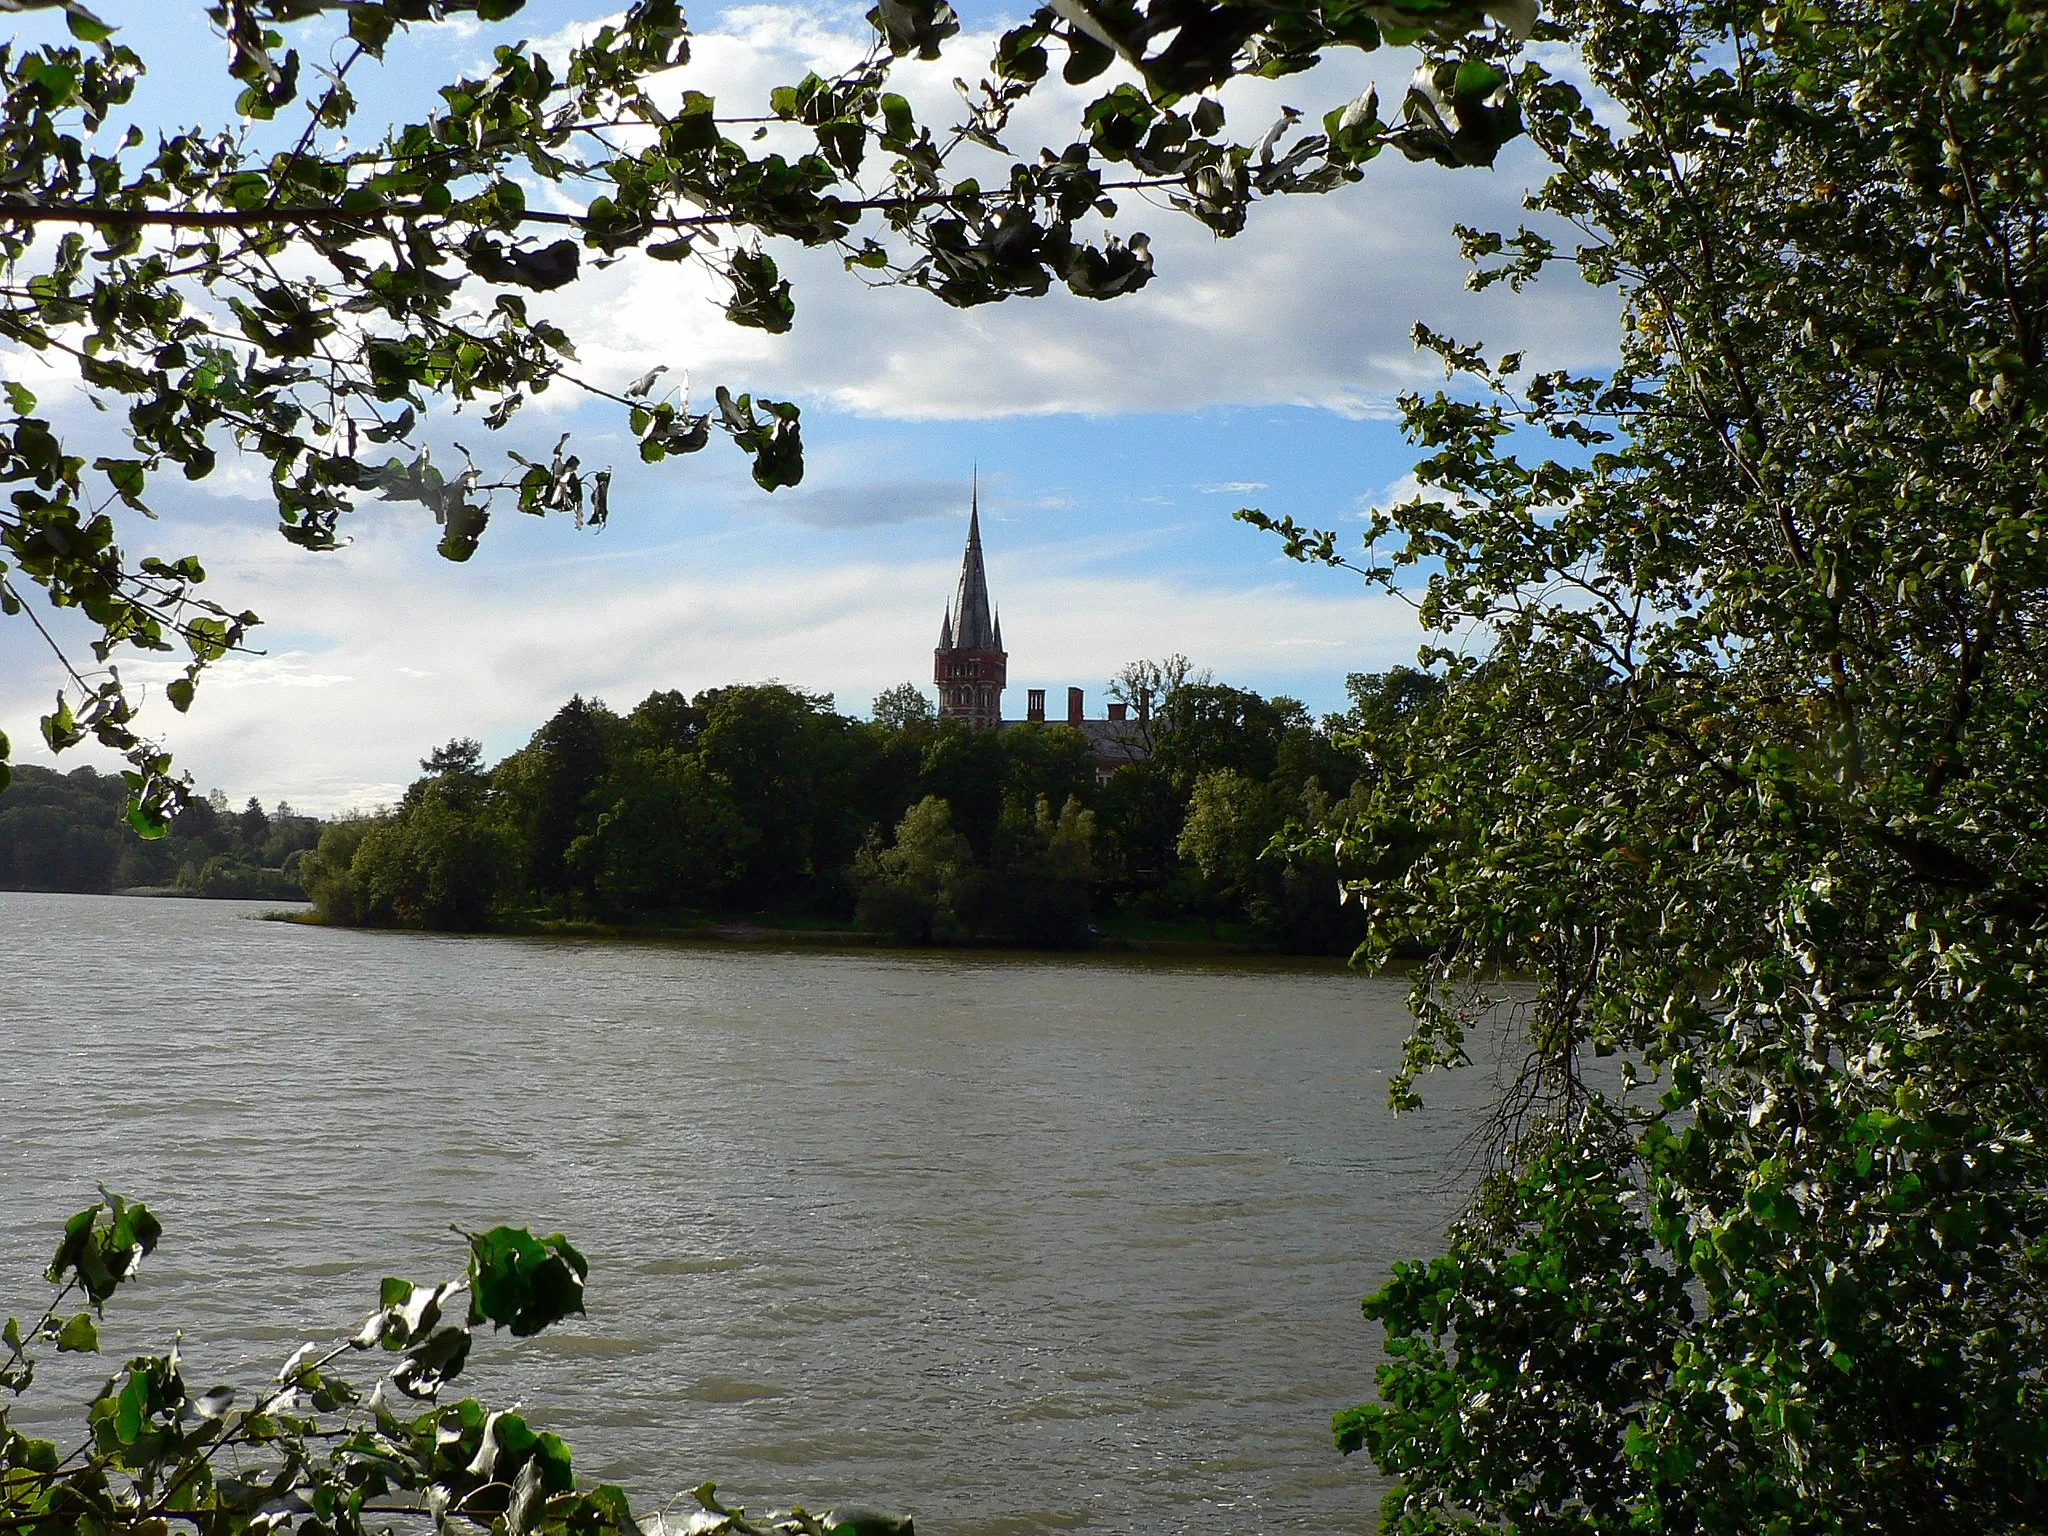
xmin=854 ymin=796 xmax=975 ymax=944
xmin=192 ymin=855 xmax=304 ymax=901
xmin=1239 ymin=0 xmax=2048 ymax=1526
xmin=299 ymin=820 xmax=375 ymax=924
xmin=0 ymin=1194 xmax=905 ymax=1536
xmin=851 ymin=792 xmax=1095 ymax=946
xmin=354 ymin=780 xmax=508 ymax=930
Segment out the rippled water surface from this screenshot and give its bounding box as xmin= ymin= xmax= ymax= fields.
xmin=1 ymin=892 xmax=1487 ymax=1534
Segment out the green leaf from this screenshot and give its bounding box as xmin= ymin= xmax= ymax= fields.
xmin=880 ymin=92 xmax=915 ymax=142
xmin=994 ymin=24 xmax=1048 ymax=82
xmin=436 ymin=500 xmax=489 ymax=562
xmin=463 ymin=236 xmax=580 ymax=292
xmin=1453 ymin=60 xmax=1506 ymax=100
xmin=55 ymin=1312 xmax=99 ymax=1352
xmin=665 ymin=91 xmax=719 ymax=152
xmin=589 ymin=1485 xmax=635 ymax=1529
xmin=40 ymin=693 xmax=83 ymax=752
xmin=724 ymin=250 xmax=795 ymax=334
xmin=125 ymin=795 xmax=170 ymax=839
xmin=65 ymin=7 xmax=114 ymax=43
xmin=534 ymin=1430 xmax=574 ymax=1491
xmin=115 ymin=1368 xmax=149 ymax=1443
xmin=389 ymin=1324 xmax=471 ymax=1399
xmin=465 ymin=1227 xmax=588 ymax=1337
xmin=1062 ymin=31 xmax=1114 ymax=86
xmin=47 ymin=1192 xmax=163 ymax=1309
xmin=16 ymin=1437 xmax=58 ymax=1474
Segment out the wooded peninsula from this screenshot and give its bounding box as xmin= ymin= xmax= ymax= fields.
xmin=1 ymin=665 xmax=1439 ymax=952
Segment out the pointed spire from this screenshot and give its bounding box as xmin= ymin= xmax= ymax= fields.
xmin=993 ymin=603 xmax=1003 ymax=652
xmin=939 ymin=605 xmax=953 ymax=650
xmin=948 ymin=476 xmax=999 ymax=652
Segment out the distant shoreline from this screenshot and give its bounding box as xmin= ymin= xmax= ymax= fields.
xmin=265 ymin=907 xmax=1353 ymax=966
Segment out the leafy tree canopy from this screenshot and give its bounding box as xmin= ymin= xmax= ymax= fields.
xmin=1240 ymin=0 xmax=2048 ymax=1526
xmin=869 ymin=682 xmax=934 ymax=732
xmin=422 ymin=738 xmax=487 ymax=778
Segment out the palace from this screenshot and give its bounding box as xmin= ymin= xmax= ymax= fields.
xmin=933 ymin=484 xmax=1152 ymax=782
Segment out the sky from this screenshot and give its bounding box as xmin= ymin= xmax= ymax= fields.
xmin=0 ymin=2 xmax=1618 ymax=812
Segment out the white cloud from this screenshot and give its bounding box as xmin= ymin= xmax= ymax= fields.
xmin=507 ymin=7 xmax=1616 ymax=421
xmin=5 ymin=10 xmax=1612 ymax=432
xmin=763 ymin=475 xmax=963 ymax=527
xmin=0 ymin=501 xmax=1422 ymax=811
xmin=0 ymin=6 xmax=1612 ymax=810
xmin=1351 ymin=468 xmax=1458 ymax=520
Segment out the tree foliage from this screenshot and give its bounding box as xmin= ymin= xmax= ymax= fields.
xmin=0 ymin=763 xmax=317 ymax=892
xmin=0 ymin=1193 xmax=904 ymax=1536
xmin=1241 ymin=0 xmax=2048 ymax=1526
xmin=868 ymin=684 xmax=933 ymax=732
xmin=853 ymin=789 xmax=1098 ymax=944
xmin=295 ymin=671 xmax=1377 ymax=949
xmin=853 ymin=793 xmax=976 ymax=943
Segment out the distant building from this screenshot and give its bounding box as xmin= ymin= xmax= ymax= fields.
xmin=932 ymin=483 xmax=1154 ymax=784
xmin=933 ymin=484 xmax=1006 ymax=729
xmin=1016 ymin=683 xmax=1154 ymax=786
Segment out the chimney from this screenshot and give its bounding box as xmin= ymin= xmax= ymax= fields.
xmin=1067 ymin=686 xmax=1084 ymax=725
xmin=1108 ymin=702 xmax=1128 ymax=722
xmin=1027 ymin=688 xmax=1045 ymax=722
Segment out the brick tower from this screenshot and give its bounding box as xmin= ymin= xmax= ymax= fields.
xmin=934 ymin=479 xmax=1006 ymax=729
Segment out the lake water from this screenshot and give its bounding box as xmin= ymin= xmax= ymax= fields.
xmin=0 ymin=891 xmax=1491 ymax=1534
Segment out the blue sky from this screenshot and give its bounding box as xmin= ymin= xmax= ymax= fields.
xmin=0 ymin=3 xmax=1616 ymax=809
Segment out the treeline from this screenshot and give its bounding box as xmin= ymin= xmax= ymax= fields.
xmin=0 ymin=766 xmax=319 ymax=898
xmin=303 ymin=664 xmax=1443 ymax=951
xmin=0 ymin=665 xmax=1443 ymax=948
